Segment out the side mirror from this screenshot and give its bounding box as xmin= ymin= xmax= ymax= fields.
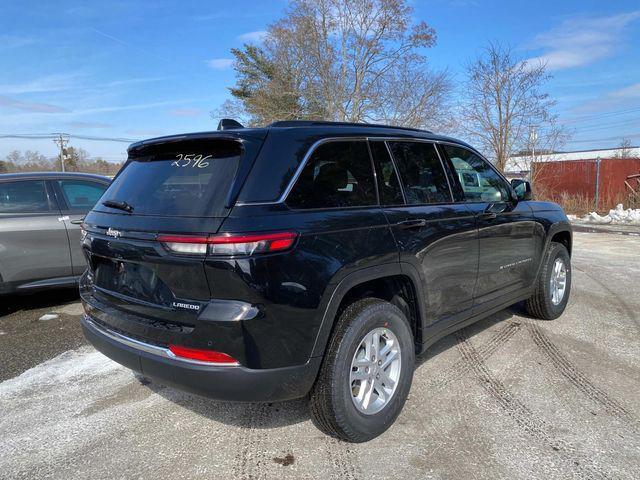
xmin=510 ymin=179 xmax=532 ymax=201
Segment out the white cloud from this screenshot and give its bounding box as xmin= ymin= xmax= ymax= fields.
xmin=0 ymin=35 xmax=36 ymax=50
xmin=66 ymin=121 xmax=113 ymax=129
xmin=126 ymin=129 xmax=163 ymax=137
xmin=91 ymin=28 xmax=170 ymax=63
xmin=206 ymin=58 xmax=234 ymax=70
xmin=103 ymin=76 xmax=170 ymax=88
xmin=238 ymin=30 xmax=267 ymax=43
xmin=0 ymin=95 xmax=68 ymax=113
xmin=168 ymin=107 xmax=205 ymax=117
xmin=0 ymin=74 xmax=81 ymax=95
xmin=72 ymin=99 xmax=202 ymax=115
xmin=0 ymin=74 xmax=170 ymax=96
xmin=610 ymin=83 xmax=640 ymax=99
xmin=574 ymin=82 xmax=640 ymax=112
xmin=527 ymin=11 xmax=640 ymax=70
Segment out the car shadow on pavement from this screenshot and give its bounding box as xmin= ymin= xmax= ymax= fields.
xmin=0 ymin=288 xmax=80 ymax=318
xmin=144 ymin=379 xmax=311 ymax=429
xmin=139 ymin=304 xmax=526 ymax=430
xmin=415 ymin=303 xmax=524 ymax=368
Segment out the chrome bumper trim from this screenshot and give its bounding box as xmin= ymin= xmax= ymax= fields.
xmin=83 ymin=315 xmax=239 ymax=367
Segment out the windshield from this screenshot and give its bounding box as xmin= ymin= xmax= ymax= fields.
xmin=97 ymin=139 xmax=241 ymax=217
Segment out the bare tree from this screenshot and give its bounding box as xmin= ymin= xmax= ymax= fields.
xmin=459 ymin=43 xmax=561 ymax=172
xmin=507 ymin=121 xmax=568 ymax=182
xmin=220 ymin=0 xmax=451 ymax=130
xmin=613 ymin=137 xmax=634 ymax=158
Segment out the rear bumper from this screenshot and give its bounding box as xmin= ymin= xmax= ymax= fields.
xmin=81 ymin=315 xmax=321 ymax=402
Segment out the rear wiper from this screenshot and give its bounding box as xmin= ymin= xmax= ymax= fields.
xmin=102 ymin=199 xmax=134 ymax=213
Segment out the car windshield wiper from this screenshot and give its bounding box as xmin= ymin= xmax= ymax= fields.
xmin=102 ymin=199 xmax=134 ymax=213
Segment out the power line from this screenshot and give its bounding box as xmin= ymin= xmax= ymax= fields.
xmin=0 ymin=134 xmax=60 ymax=140
xmin=571 ymin=133 xmax=640 ymax=143
xmin=69 ymin=134 xmax=139 ymax=142
xmin=0 ymin=133 xmax=139 ymax=143
xmin=561 ymin=107 xmax=640 ymax=125
xmin=569 ymin=117 xmax=640 ymax=133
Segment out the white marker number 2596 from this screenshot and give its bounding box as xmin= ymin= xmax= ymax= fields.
xmin=172 ymin=154 xmax=212 ymax=168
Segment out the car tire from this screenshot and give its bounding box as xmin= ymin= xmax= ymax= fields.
xmin=309 ymin=297 xmax=415 ymax=443
xmin=526 ymin=242 xmax=571 ymax=320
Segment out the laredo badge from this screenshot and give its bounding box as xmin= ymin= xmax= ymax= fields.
xmin=172 ymin=301 xmax=201 ymax=311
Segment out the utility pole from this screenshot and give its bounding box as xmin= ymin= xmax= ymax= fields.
xmin=528 ymin=126 xmax=538 ymax=182
xmin=53 ymin=134 xmax=70 ymax=172
xmin=595 ymin=156 xmax=601 ymax=212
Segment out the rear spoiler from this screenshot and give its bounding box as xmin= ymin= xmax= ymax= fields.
xmin=217 ymin=119 xmax=244 ymax=130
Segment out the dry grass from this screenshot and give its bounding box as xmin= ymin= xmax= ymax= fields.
xmin=533 ymin=189 xmax=628 ymax=216
xmin=556 ymin=193 xmax=594 ymax=216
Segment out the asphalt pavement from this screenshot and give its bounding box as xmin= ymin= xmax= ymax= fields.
xmin=1 ymin=231 xmax=639 ymax=479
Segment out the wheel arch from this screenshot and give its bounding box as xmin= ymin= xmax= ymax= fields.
xmin=531 ymin=221 xmax=572 ymax=284
xmin=550 ymin=228 xmax=572 ymax=256
xmin=311 ymin=263 xmax=426 ymax=358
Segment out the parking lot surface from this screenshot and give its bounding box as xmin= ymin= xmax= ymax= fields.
xmin=1 ymin=232 xmax=639 ymax=479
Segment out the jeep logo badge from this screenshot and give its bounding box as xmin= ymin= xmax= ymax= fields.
xmin=106 ymin=228 xmax=122 ymax=238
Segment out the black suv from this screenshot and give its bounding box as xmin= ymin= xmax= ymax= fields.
xmin=80 ymin=121 xmax=572 ymax=442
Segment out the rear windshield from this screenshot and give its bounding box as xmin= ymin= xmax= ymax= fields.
xmin=98 ymin=139 xmax=241 ymax=217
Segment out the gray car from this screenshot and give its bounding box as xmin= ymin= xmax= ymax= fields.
xmin=0 ymin=172 xmax=110 ymax=294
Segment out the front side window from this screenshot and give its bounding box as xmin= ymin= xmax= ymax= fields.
xmin=442 ymin=145 xmax=509 ymax=202
xmin=287 ymin=141 xmax=377 ymax=209
xmin=0 ymin=180 xmax=51 ymax=214
xmin=57 ymin=180 xmax=107 ymax=210
xmin=387 ymin=141 xmax=451 ymax=205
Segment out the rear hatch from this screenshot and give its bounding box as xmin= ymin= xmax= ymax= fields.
xmin=81 ymin=132 xmax=265 ymax=341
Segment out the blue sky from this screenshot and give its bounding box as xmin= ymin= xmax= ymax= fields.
xmin=1 ymin=0 xmax=639 ymax=162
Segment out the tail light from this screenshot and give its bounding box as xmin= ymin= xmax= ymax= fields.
xmin=157 ymin=235 xmax=210 ymax=255
xmin=168 ymin=345 xmax=239 ymax=365
xmin=157 ymin=231 xmax=298 ymax=256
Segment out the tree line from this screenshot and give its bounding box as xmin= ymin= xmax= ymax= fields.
xmin=0 ymin=148 xmax=123 ymax=176
xmin=218 ymin=0 xmax=568 ymax=172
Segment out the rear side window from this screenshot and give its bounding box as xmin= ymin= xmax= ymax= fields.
xmin=443 ymin=145 xmax=509 ymax=202
xmin=99 ymin=140 xmax=241 ymax=217
xmin=388 ymin=142 xmax=451 ymax=205
xmin=369 ymin=141 xmax=403 ymax=205
xmin=57 ymin=180 xmax=107 ymax=210
xmin=0 ymin=180 xmax=51 ymax=214
xmin=287 ymin=141 xmax=377 ymax=209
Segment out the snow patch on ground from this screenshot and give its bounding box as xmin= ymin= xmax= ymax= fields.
xmin=53 ymin=302 xmax=84 ymax=316
xmin=0 ymin=347 xmax=169 ymax=480
xmin=0 ymin=347 xmax=120 ymax=398
xmin=580 ymin=204 xmax=640 ymax=225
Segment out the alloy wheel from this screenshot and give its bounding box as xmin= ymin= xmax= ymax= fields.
xmin=349 ymin=327 xmax=402 ymax=415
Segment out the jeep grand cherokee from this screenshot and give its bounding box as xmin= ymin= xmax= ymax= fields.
xmin=80 ymin=120 xmax=572 ymax=442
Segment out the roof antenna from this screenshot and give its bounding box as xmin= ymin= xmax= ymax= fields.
xmin=217 ymin=119 xmax=244 ymax=131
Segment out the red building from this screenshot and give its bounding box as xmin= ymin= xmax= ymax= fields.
xmin=532 ymin=158 xmax=640 ymax=210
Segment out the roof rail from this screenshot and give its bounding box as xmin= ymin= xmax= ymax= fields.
xmin=269 ymin=120 xmax=432 ymax=134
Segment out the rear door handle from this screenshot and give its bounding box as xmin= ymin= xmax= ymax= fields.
xmin=396 ymin=219 xmax=427 ymax=229
xmin=476 ymin=212 xmax=497 ymax=221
